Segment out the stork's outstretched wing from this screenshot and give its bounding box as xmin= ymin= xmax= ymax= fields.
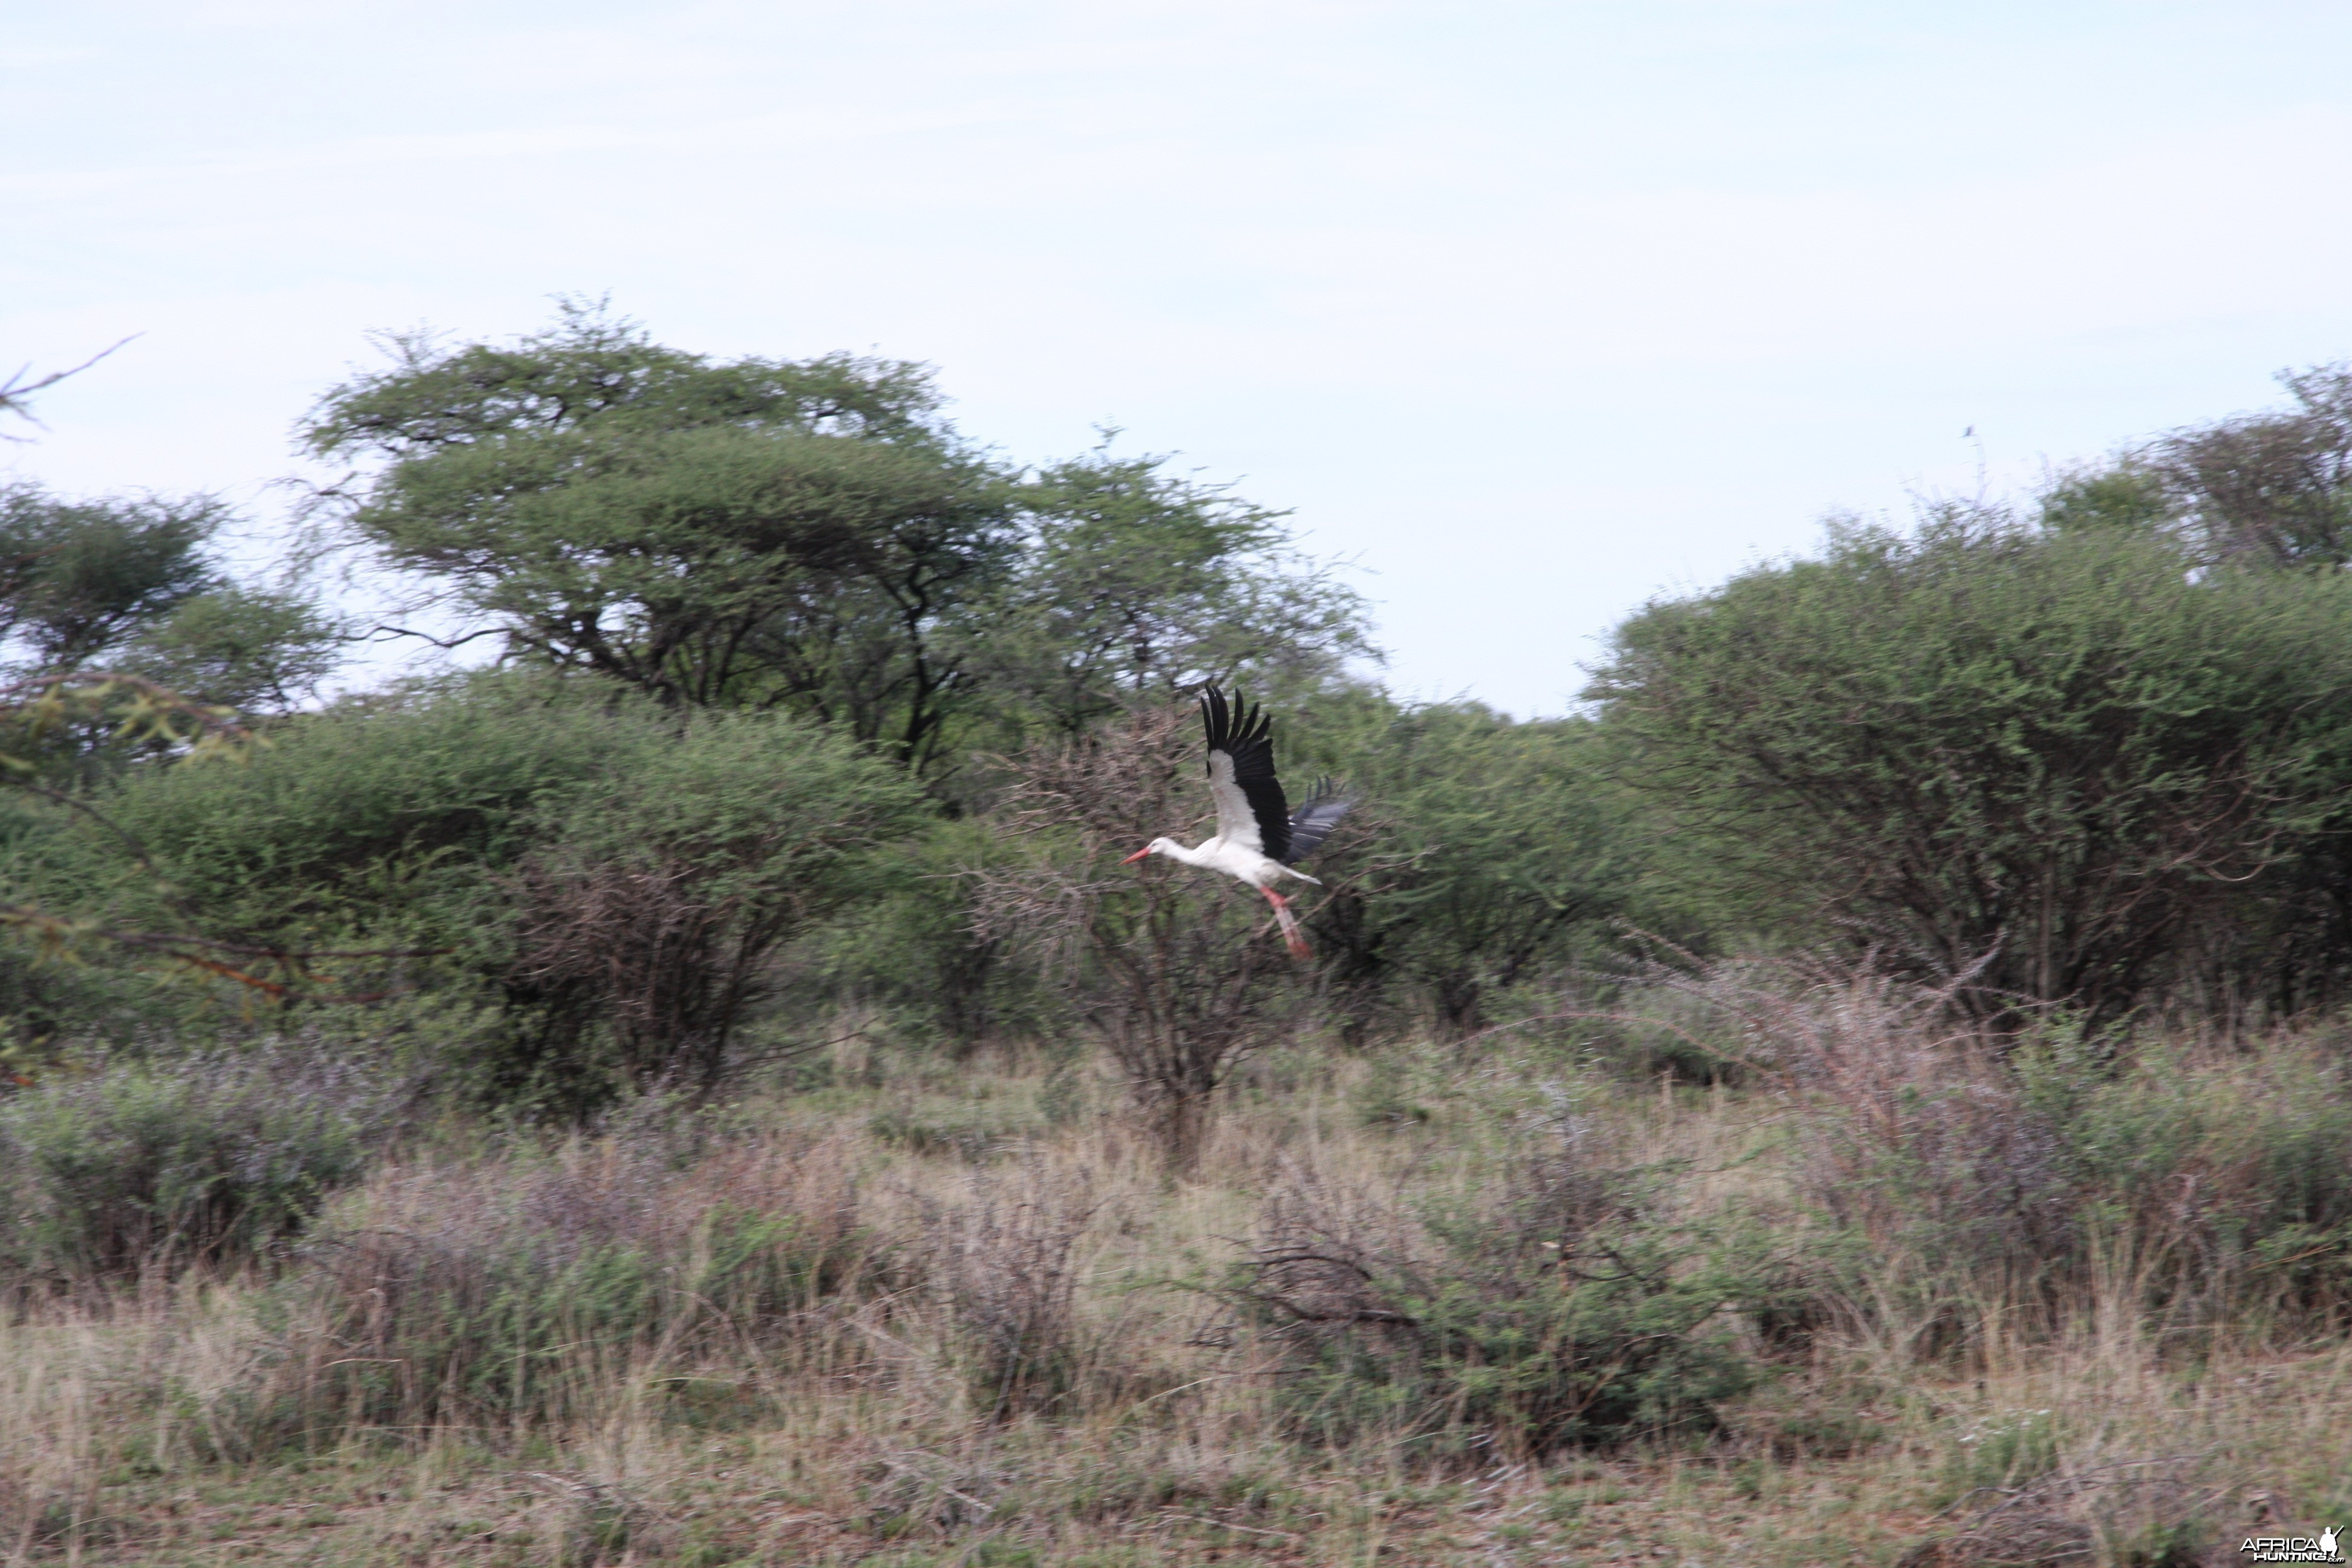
xmin=1199 ymin=687 xmax=1290 ymax=862
xmin=1285 ymin=776 xmax=1354 ymax=863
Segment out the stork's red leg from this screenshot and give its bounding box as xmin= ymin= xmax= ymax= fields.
xmin=1263 ymin=889 xmax=1312 ymax=960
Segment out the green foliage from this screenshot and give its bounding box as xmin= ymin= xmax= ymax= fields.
xmin=304 ymin=302 xmax=1015 ymax=772
xmin=1592 ymin=508 xmax=2352 ymax=1020
xmin=2039 ymin=462 xmax=2174 ymax=537
xmin=1315 ymin=705 xmax=1643 ymax=1031
xmin=0 ymin=1051 xmax=375 ymax=1279
xmin=0 ymin=483 xmax=226 ymax=674
xmin=2019 ymin=1035 xmax=2352 ymax=1326
xmin=2147 ymin=360 xmax=2352 ymax=568
xmin=0 ymin=485 xmax=336 ymax=1007
xmin=966 ymin=442 xmax=1372 ymax=742
xmin=304 ymin=307 xmax=1371 ymax=788
xmin=34 ymin=672 xmax=624 ymax=950
xmin=810 ymin=817 xmax=1059 ymax=1052
xmin=0 ymin=485 xmax=316 ymax=805
xmin=495 ymin=704 xmax=930 ymax=1106
xmin=304 ymin=298 xmax=941 ymax=456
xmin=34 ymin=673 xmax=927 ymax=1112
xmin=1233 ymin=1148 xmax=1765 ymax=1457
xmin=119 ymin=589 xmax=344 ymax=714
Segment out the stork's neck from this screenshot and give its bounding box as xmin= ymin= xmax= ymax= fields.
xmin=1157 ymin=837 xmax=1217 ymax=868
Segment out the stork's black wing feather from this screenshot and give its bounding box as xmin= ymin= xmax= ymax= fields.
xmin=1199 ymin=686 xmax=1291 ymax=863
xmin=1285 ymin=776 xmax=1354 ymax=863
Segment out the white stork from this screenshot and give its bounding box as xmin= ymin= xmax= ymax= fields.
xmin=1122 ymin=687 xmax=1353 ymax=959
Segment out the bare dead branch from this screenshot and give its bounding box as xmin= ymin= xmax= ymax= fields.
xmin=0 ymin=336 xmax=139 ymax=439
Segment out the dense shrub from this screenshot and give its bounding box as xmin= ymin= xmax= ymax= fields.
xmin=1301 ymin=703 xmax=1645 ymax=1034
xmin=1815 ymin=1033 xmax=2352 ymax=1344
xmin=1669 ymin=953 xmax=2352 ymax=1349
xmin=41 ymin=672 xmax=624 ymax=939
xmin=34 ymin=674 xmax=928 ymax=1115
xmin=289 ymin=1122 xmax=878 ymax=1432
xmin=809 ymin=817 xmax=1063 ymax=1054
xmin=490 ymin=707 xmax=928 ymax=1109
xmin=1592 ymin=508 xmax=2352 ymax=1023
xmin=1228 ymin=1132 xmax=1766 ymax=1457
xmin=0 ymin=1050 xmax=379 ymax=1281
xmin=2021 ymin=1033 xmax=2352 ymax=1333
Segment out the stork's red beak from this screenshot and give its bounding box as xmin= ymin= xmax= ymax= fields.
xmin=1121 ymin=846 xmax=1152 ymax=864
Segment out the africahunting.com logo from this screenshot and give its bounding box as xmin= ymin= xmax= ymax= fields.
xmin=2242 ymin=1527 xmax=2342 ymax=1563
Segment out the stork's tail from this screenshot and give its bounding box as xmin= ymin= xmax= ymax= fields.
xmin=1267 ymin=893 xmax=1312 ymax=961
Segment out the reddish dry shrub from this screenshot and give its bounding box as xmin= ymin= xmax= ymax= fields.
xmin=504 ymin=848 xmax=792 ymax=1096
xmin=1636 ymin=953 xmax=2074 ymax=1348
xmin=1732 ymin=960 xmax=2068 ymax=1272
xmin=925 ymin=1161 xmax=1103 ymax=1419
xmin=1647 ymin=950 xmax=2352 ymax=1350
xmin=286 ymin=1122 xmax=879 ymax=1435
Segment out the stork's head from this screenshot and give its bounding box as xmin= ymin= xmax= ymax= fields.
xmin=1122 ymin=837 xmax=1177 ymax=865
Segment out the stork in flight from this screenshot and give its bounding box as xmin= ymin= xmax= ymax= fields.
xmin=1122 ymin=687 xmax=1353 ymax=959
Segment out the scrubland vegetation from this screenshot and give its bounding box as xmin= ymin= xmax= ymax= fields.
xmin=2 ymin=313 xmax=2352 ymax=1563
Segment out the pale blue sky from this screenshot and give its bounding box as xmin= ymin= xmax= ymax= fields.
xmin=8 ymin=1 xmax=2352 ymax=714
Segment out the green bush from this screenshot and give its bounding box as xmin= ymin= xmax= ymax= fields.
xmin=24 ymin=670 xmax=626 ymax=957
xmin=807 ymin=817 xmax=1063 ymax=1054
xmin=487 ymin=703 xmax=929 ymax=1111
xmin=2024 ymin=1033 xmax=2352 ymax=1330
xmin=1591 ymin=508 xmax=2352 ymax=1022
xmin=36 ymin=672 xmax=929 ymax=1116
xmin=1229 ymin=1137 xmax=1765 ymax=1457
xmin=0 ymin=1051 xmax=376 ymax=1280
xmin=1307 ymin=703 xmax=1647 ymax=1035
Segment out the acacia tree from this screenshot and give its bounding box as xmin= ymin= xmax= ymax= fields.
xmin=2146 ymin=362 xmax=2352 ymax=569
xmin=0 ymin=486 xmax=221 ymax=673
xmin=962 ymin=443 xmax=1373 ymax=741
xmin=305 ymin=307 xmax=1376 ymax=786
xmin=302 ymin=302 xmax=1016 ymax=773
xmin=0 ymin=360 xmax=352 ymax=1062
xmin=0 ymin=485 xmax=342 ymax=729
xmin=2038 ymin=360 xmax=2352 ymax=571
xmin=1590 ymin=506 xmax=2352 ymax=1025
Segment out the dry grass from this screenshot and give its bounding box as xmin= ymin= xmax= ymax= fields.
xmin=1 ymin=1004 xmax=2348 ymax=1566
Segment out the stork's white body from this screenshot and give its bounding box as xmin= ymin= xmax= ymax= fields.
xmin=1133 ymin=833 xmax=1323 ymax=892
xmin=1126 ymin=716 xmax=1345 ymax=959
